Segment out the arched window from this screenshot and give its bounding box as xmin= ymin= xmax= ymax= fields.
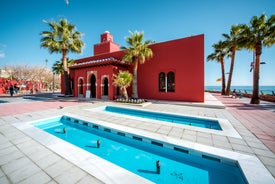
xmin=159 ymin=72 xmax=166 ymax=92
xmin=167 ymin=72 xmax=175 ymax=92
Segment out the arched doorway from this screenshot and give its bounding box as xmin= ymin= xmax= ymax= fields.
xmin=101 ymin=77 xmax=109 ymax=100
xmin=78 ymin=78 xmax=84 ymax=97
xmin=103 ymin=78 xmax=108 ymax=96
xmin=90 ymin=74 xmax=96 ymax=98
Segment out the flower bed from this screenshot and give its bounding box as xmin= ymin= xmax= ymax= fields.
xmin=114 ymin=98 xmax=147 ymax=104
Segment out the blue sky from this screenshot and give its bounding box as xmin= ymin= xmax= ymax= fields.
xmin=0 ymin=0 xmax=274 ymax=86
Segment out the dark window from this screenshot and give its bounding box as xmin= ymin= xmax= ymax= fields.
xmin=159 ymin=72 xmax=166 ymax=92
xmin=103 ymin=78 xmax=108 ymax=95
xmin=71 ymin=79 xmax=74 ymax=89
xmin=167 ymin=72 xmax=175 ymax=92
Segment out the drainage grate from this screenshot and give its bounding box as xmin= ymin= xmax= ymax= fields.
xmin=202 ymin=154 xmax=221 ymax=162
xmin=92 ymin=125 xmax=99 ymax=129
xmin=133 ymin=136 xmax=142 ymax=141
xmin=117 ymin=132 xmax=125 ymax=136
xmin=151 ymin=141 xmax=163 ymax=147
xmin=174 ymin=147 xmax=189 ymax=154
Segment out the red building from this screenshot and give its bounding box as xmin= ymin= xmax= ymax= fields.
xmin=68 ymin=31 xmax=204 ymax=102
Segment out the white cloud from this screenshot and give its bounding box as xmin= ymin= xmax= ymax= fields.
xmin=0 ymin=43 xmax=7 ymax=58
xmin=0 ymin=53 xmax=5 ymax=58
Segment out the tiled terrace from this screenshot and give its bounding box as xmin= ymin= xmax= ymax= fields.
xmin=0 ymin=93 xmax=274 ymax=183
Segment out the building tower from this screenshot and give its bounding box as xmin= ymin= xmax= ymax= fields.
xmin=94 ymin=31 xmax=120 ymax=55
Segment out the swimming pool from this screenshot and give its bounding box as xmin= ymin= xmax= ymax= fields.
xmin=103 ymin=105 xmax=222 ymax=130
xmin=33 ymin=115 xmax=247 ymax=184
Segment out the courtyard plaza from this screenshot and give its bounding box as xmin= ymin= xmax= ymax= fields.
xmin=0 ymin=92 xmax=274 ymax=183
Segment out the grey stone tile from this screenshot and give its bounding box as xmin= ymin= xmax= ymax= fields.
xmin=156 ymin=126 xmax=172 ymax=135
xmin=183 ymin=129 xmax=196 ymax=136
xmin=0 ymin=176 xmax=11 ymax=184
xmin=197 ymin=132 xmax=212 ymax=138
xmin=265 ymin=165 xmax=275 ymax=178
xmin=54 ymin=166 xmax=87 ymax=184
xmin=45 ymin=159 xmax=73 ymax=178
xmin=258 ymin=155 xmax=275 ymax=167
xmin=231 ymin=144 xmax=254 ymax=155
xmin=0 ymin=151 xmax=24 ymax=165
xmin=181 ymin=134 xmax=196 ymax=142
xmin=0 ymin=142 xmax=13 ymax=151
xmin=0 ymin=168 xmax=5 ymax=178
xmin=0 ymin=145 xmax=18 ymax=156
xmin=0 ymin=116 xmax=19 ymax=124
xmin=197 ymin=136 xmax=213 ymax=146
xmin=16 ymin=140 xmax=45 ymax=156
xmin=228 ymin=137 xmax=247 ymax=145
xmin=8 ymin=162 xmax=41 ymax=183
xmin=141 ymin=125 xmax=159 ymax=132
xmin=168 ymin=128 xmax=183 ymax=138
xmin=213 ymin=142 xmax=233 ymax=150
xmin=46 ymin=180 xmax=58 ymax=184
xmin=246 ymin=140 xmax=269 ymax=150
xmin=251 ymin=147 xmax=275 ymax=157
xmin=0 ymin=134 xmax=8 ymax=143
xmin=2 ymin=157 xmax=31 ymax=175
xmin=77 ymin=174 xmax=103 ymax=184
xmin=35 ymin=153 xmax=62 ymax=170
xmin=10 ymin=136 xmax=32 ymax=146
xmin=17 ymin=171 xmax=52 ymax=184
xmin=28 ymin=147 xmax=52 ymax=162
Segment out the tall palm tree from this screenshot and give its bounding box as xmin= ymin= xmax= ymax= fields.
xmin=40 ymin=18 xmax=84 ymax=95
xmin=121 ymin=31 xmax=153 ymax=98
xmin=52 ymin=58 xmax=74 ymax=75
xmin=207 ymin=41 xmax=228 ymax=95
xmin=222 ymin=25 xmax=242 ymax=95
xmin=113 ymin=70 xmax=133 ymax=99
xmin=239 ymin=14 xmax=275 ymax=104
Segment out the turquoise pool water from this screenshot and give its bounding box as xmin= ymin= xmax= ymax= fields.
xmin=104 ymin=106 xmax=222 ymax=130
xmin=33 ymin=116 xmax=247 ymax=184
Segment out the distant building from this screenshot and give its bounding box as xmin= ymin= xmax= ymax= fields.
xmin=67 ymin=31 xmax=204 ymax=102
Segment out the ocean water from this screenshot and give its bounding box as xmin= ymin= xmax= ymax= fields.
xmin=205 ymin=86 xmax=275 ymax=95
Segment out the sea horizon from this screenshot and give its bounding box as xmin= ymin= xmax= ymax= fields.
xmin=205 ymin=85 xmax=275 ymax=95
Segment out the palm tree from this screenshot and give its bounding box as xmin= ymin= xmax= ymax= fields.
xmin=40 ymin=18 xmax=84 ymax=95
xmin=222 ymin=25 xmax=242 ymax=95
xmin=52 ymin=58 xmax=74 ymax=75
xmin=113 ymin=70 xmax=133 ymax=99
xmin=239 ymin=14 xmax=275 ymax=104
xmin=121 ymin=31 xmax=153 ymax=98
xmin=207 ymin=41 xmax=228 ymax=95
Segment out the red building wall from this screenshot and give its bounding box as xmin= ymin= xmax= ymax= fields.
xmin=69 ymin=50 xmax=130 ymax=100
xmin=68 ymin=33 xmax=204 ymax=102
xmin=138 ymin=34 xmax=204 ymax=102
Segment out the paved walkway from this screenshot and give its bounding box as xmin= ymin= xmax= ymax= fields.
xmin=212 ymin=93 xmax=275 ymax=153
xmin=0 ymin=93 xmax=274 ymax=183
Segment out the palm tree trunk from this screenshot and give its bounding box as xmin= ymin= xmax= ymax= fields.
xmin=225 ymin=46 xmax=236 ymax=95
xmin=62 ymin=49 xmax=71 ymax=95
xmin=221 ymin=58 xmax=226 ymax=95
xmin=250 ymin=44 xmax=261 ymax=104
xmin=132 ymin=61 xmax=138 ymax=98
xmin=122 ymin=87 xmax=128 ymax=99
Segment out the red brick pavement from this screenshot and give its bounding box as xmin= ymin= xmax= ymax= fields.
xmin=0 ymin=99 xmax=87 ymax=116
xmin=212 ymin=93 xmax=275 ymax=153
